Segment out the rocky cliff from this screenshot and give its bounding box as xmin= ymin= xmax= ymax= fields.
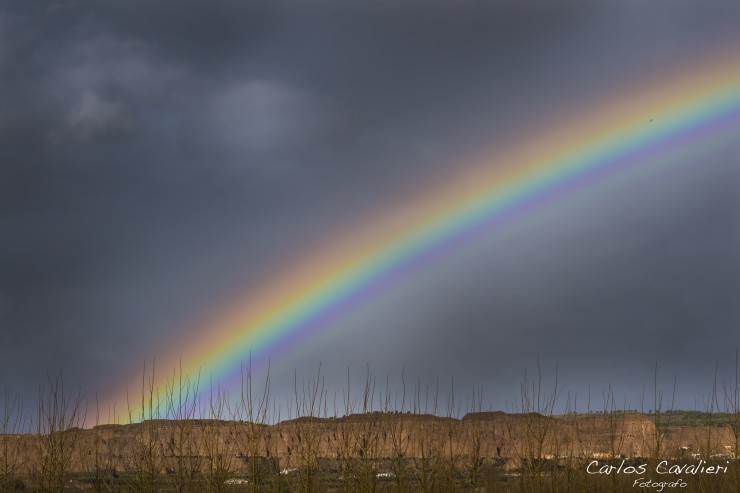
xmin=1 ymin=412 xmax=736 ymax=478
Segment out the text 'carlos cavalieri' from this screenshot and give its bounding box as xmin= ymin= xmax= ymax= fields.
xmin=587 ymin=459 xmax=730 ymax=490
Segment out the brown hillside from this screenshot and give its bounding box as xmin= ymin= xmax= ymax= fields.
xmin=0 ymin=412 xmax=735 ymax=478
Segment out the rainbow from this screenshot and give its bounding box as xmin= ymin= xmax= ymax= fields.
xmin=107 ymin=50 xmax=740 ymax=419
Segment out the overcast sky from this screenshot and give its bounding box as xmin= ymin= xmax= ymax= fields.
xmin=2 ymin=0 xmax=740 ymax=419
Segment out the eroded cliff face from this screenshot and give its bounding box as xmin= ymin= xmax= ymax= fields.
xmin=0 ymin=412 xmax=735 ymax=477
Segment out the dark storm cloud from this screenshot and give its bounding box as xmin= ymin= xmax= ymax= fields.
xmin=1 ymin=0 xmax=739 ymax=411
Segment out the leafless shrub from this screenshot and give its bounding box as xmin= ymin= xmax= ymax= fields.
xmin=83 ymin=394 xmax=116 ymax=493
xmin=4 ymin=360 xmax=740 ymax=492
xmin=162 ymin=362 xmax=201 ymax=492
xmin=0 ymin=389 xmax=29 ymax=490
xmin=723 ymin=348 xmax=740 ymax=491
xmin=197 ymin=383 xmax=235 ymax=493
xmin=34 ymin=371 xmax=86 ymax=492
xmin=232 ymin=359 xmax=272 ymax=492
xmin=126 ymin=360 xmax=165 ymax=493
xmin=385 ymin=370 xmax=412 ymax=492
xmin=506 ymin=357 xmax=562 ymax=493
xmin=291 ymin=365 xmax=328 ymax=493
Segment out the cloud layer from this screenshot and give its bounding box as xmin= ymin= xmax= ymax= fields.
xmin=1 ymin=0 xmax=739 ymax=413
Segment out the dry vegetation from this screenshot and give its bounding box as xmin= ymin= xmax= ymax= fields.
xmin=2 ymin=357 xmax=740 ymax=492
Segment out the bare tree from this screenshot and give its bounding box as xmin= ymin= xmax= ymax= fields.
xmin=0 ymin=389 xmax=29 ymax=490
xmin=163 ymin=362 xmax=201 ymax=493
xmin=34 ymin=371 xmax=86 ymax=492
xmin=127 ymin=360 xmax=166 ymax=493
xmin=723 ymin=348 xmax=740 ymax=492
xmin=233 ymin=359 xmax=272 ymax=492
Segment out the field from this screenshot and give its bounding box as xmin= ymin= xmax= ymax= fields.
xmin=2 ymin=365 xmax=740 ymax=492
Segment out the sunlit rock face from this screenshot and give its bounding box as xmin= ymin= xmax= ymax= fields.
xmin=2 ymin=411 xmax=735 ymax=480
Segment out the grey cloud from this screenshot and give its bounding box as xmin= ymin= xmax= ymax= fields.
xmin=40 ymin=34 xmax=189 ymax=144
xmin=48 ymin=35 xmax=187 ymax=99
xmin=58 ymin=90 xmax=136 ymax=142
xmin=44 ymin=0 xmax=83 ymax=16
xmin=185 ymin=79 xmax=324 ymax=165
